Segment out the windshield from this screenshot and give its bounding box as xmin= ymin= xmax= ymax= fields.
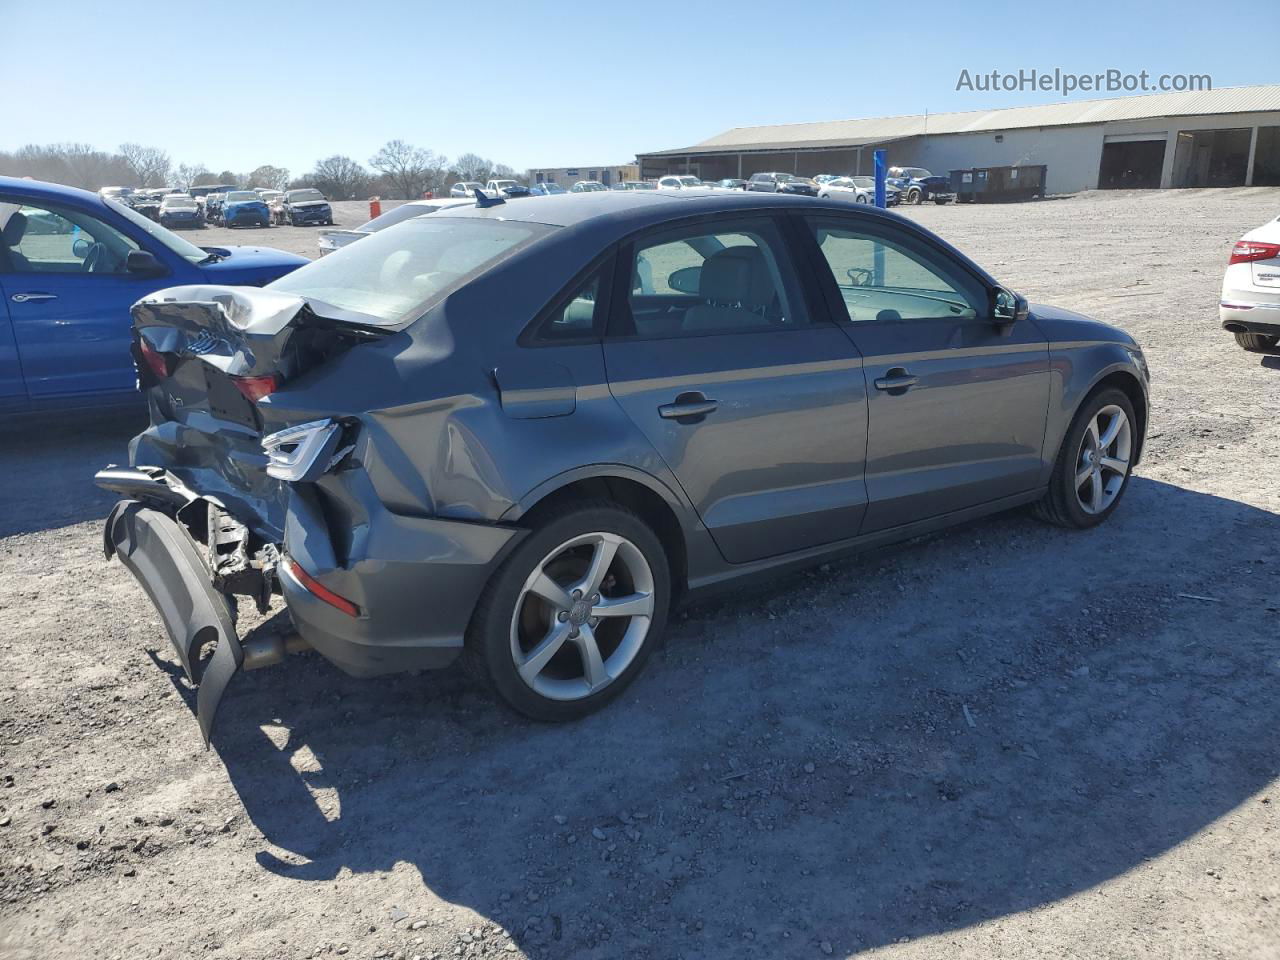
xmin=226 ymin=191 xmax=259 ymax=203
xmin=105 ymin=198 xmax=209 ymax=264
xmin=268 ymin=217 xmax=551 ymax=327
xmin=162 ymin=197 xmax=197 ymax=209
xmin=288 ymin=189 xmax=325 ymax=202
xmin=491 ymin=180 xmax=517 ymax=189
xmin=677 ymin=177 xmax=701 ymax=186
xmin=851 ymin=177 xmax=874 ymax=188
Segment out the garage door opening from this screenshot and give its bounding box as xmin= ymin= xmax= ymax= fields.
xmin=1171 ymin=128 xmax=1252 ymax=187
xmin=1098 ymin=140 xmax=1166 ymax=189
xmin=1254 ymin=126 xmax=1280 ymax=187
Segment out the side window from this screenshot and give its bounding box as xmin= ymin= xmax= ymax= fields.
xmin=527 ymin=266 xmax=606 ymax=343
xmin=621 ymin=220 xmax=807 ymax=338
xmin=0 ymin=200 xmax=139 ymax=275
xmin=806 ymin=218 xmax=986 ymax=323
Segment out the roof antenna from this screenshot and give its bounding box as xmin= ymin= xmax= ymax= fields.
xmin=474 ymin=188 xmax=506 ymax=209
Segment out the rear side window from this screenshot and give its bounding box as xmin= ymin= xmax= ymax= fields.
xmin=805 ymin=217 xmax=986 ymax=322
xmin=268 ymin=217 xmax=550 ymax=327
xmin=617 ymin=218 xmax=808 ymax=338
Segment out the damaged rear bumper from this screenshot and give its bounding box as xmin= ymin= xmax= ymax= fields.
xmin=103 ymin=499 xmax=244 ymax=746
xmin=98 ymin=466 xmax=527 ymax=745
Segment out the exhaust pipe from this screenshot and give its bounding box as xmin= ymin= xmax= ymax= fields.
xmin=242 ymin=631 xmax=310 ymax=671
xmin=1222 ymin=322 xmax=1247 ymax=333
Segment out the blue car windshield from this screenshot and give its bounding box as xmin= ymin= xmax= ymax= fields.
xmin=105 ymin=198 xmax=208 ymax=264
xmin=225 ymin=192 xmax=259 ymax=203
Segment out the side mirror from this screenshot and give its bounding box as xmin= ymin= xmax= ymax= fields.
xmin=72 ymin=238 xmax=91 ymax=259
xmin=993 ymin=287 xmax=1029 ymax=330
xmin=126 ymin=250 xmax=167 ymax=277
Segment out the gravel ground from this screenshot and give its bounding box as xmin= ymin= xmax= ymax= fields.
xmin=2 ymin=188 xmax=1279 ymax=960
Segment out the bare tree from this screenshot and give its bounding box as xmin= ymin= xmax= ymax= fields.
xmin=452 ymin=153 xmax=495 ymax=184
xmin=119 ymin=143 xmax=172 ymax=187
xmin=369 ymin=140 xmax=447 ymax=199
xmin=306 ymin=155 xmax=369 ymax=199
xmin=191 ymin=170 xmax=223 ymax=187
xmin=173 ymin=163 xmax=209 ymax=192
xmin=246 ymin=164 xmax=291 ymax=191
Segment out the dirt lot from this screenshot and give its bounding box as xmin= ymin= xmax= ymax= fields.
xmin=2 ymin=188 xmax=1279 ymax=960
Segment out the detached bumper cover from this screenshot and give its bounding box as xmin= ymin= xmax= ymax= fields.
xmin=103 ymin=500 xmax=241 ymax=746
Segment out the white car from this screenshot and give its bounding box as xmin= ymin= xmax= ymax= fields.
xmin=316 ymin=198 xmax=472 ymax=256
xmin=450 ymin=181 xmax=484 ymax=198
xmin=817 ymin=176 xmax=901 ymax=205
xmin=657 ymin=175 xmax=703 ymax=190
xmin=571 ymin=181 xmax=608 ymax=193
xmin=817 ymin=176 xmax=873 ymax=204
xmin=1220 ymin=215 xmax=1280 ymax=352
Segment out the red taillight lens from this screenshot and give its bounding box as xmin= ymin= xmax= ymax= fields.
xmin=138 ymin=339 xmax=175 ymax=379
xmin=231 ymin=374 xmax=279 ymax=402
xmin=283 ymin=558 xmax=360 ymax=617
xmin=1229 ymin=240 xmax=1280 ymax=265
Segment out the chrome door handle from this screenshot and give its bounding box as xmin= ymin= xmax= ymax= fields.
xmin=873 ymin=370 xmax=919 ymax=392
xmin=11 ymin=293 xmax=57 ymax=303
xmin=658 ymin=395 xmax=719 ymax=420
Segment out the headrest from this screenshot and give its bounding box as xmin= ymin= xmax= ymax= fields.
xmin=2 ymin=212 xmax=28 ymax=246
xmin=698 ymin=245 xmax=773 ymax=310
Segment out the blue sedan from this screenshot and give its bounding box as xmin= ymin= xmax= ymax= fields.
xmin=0 ymin=177 xmax=308 ymax=412
xmin=221 ymin=190 xmax=272 ymax=228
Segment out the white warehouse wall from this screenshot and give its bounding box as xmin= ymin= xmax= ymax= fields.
xmin=888 ymin=111 xmax=1280 ymax=193
xmin=893 ymin=126 xmax=1106 ymax=195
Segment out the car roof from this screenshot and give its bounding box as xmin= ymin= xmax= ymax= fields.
xmin=433 ymin=189 xmax=999 ymax=288
xmin=0 ymin=176 xmax=109 ymax=207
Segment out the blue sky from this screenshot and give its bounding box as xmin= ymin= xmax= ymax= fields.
xmin=3 ymin=0 xmax=1273 ymax=177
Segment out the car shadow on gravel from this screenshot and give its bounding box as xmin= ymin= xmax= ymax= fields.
xmin=0 ymin=407 xmax=145 ymax=537
xmin=162 ymin=478 xmax=1280 ymax=958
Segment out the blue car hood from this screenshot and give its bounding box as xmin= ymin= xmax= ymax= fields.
xmin=196 ymin=246 xmax=308 ymax=284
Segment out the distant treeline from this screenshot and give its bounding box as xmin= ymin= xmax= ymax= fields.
xmin=0 ymin=141 xmax=524 ymax=200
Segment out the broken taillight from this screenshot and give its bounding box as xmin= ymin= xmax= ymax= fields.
xmin=138 ymin=339 xmax=175 ymax=379
xmin=231 ymin=374 xmax=279 ymax=402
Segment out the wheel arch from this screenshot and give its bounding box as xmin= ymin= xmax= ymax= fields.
xmin=502 ymin=466 xmax=694 ymax=597
xmin=1080 ymin=367 xmax=1149 ymax=466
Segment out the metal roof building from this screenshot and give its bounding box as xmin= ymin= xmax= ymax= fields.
xmin=637 ymin=84 xmax=1280 ymax=194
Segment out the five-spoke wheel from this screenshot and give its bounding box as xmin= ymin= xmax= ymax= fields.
xmin=1037 ymin=387 xmax=1138 ymax=528
xmin=467 ymin=502 xmax=670 ymax=720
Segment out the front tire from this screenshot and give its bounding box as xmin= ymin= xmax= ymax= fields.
xmin=1234 ymin=331 xmax=1278 ymax=352
xmin=466 ymin=501 xmax=671 ymax=721
xmin=1035 ymin=387 xmax=1137 ymax=529
xmin=907 ymin=188 xmax=922 ymax=204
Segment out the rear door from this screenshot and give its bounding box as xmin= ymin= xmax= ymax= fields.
xmin=603 ymin=215 xmax=869 ymax=564
xmin=800 ymin=214 xmax=1049 ymax=533
xmin=0 ymin=195 xmax=156 ymax=399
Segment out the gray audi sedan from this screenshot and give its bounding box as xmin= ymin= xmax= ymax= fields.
xmin=97 ymin=189 xmax=1149 ymax=743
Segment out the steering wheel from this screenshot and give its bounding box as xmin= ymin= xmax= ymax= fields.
xmin=846 ymin=267 xmax=874 ymax=287
xmin=82 ymin=242 xmax=107 ymax=274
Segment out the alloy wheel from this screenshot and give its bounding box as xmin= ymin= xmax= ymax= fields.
xmin=510 ymin=532 xmax=655 ymax=701
xmin=1074 ymin=404 xmax=1132 ymax=514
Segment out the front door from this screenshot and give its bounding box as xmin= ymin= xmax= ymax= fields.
xmin=604 ymin=216 xmax=869 ymax=564
xmin=0 ymin=196 xmax=153 ymax=399
xmin=0 ymin=281 xmax=23 ymax=409
xmin=802 ymin=215 xmax=1050 ymax=533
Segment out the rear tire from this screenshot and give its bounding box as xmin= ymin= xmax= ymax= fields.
xmin=1035 ymin=387 xmax=1137 ymax=529
xmin=1234 ymin=331 xmax=1278 ymax=352
xmin=466 ymin=501 xmax=671 ymax=722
